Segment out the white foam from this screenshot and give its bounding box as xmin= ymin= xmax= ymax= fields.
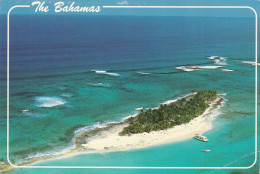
xmin=241 ymin=61 xmax=260 ymax=66
xmin=222 ymin=69 xmax=234 ymax=72
xmin=207 ymin=56 xmax=226 ymax=60
xmin=35 ymin=96 xmax=66 ymax=108
xmin=26 ymin=121 xmax=111 ymax=160
xmin=176 ymin=66 xmax=223 ymax=72
xmin=23 ymin=112 xmax=46 ymax=117
xmin=207 ymin=56 xmax=219 ymax=60
xmin=92 ymin=70 xmax=120 ymax=76
xmin=197 ymin=66 xmax=223 ymax=69
xmin=26 ymin=144 xmax=75 ymax=161
xmin=176 ymin=66 xmax=196 ymax=72
xmin=161 ymin=93 xmax=195 ymax=105
xmin=135 ymin=107 xmax=143 ymax=111
xmin=74 ymin=122 xmax=107 ymax=136
xmin=162 ymin=99 xmax=179 ymax=105
xmin=89 ymin=83 xmax=110 ymax=87
xmin=61 ymin=93 xmax=73 ymax=97
xmin=218 ymin=93 xmax=227 ymax=96
xmin=73 ymin=112 xmax=142 ymax=137
xmin=216 ymin=61 xmax=228 ymax=66
xmin=73 ymin=120 xmax=121 ymax=139
xmin=121 ymin=113 xmax=138 ymax=122
xmin=22 ymin=109 xmax=29 ymax=112
xmin=137 ymin=72 xmax=151 ymax=75
xmin=208 ymin=106 xmax=222 ymax=120
xmin=207 ymin=56 xmax=227 ymax=65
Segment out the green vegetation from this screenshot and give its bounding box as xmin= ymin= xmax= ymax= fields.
xmin=120 ymin=90 xmax=217 ymax=135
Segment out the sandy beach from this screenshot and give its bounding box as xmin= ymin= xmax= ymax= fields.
xmin=75 ymin=96 xmax=224 ymax=153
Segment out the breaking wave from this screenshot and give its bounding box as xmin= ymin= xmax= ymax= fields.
xmin=137 ymin=72 xmax=151 ymax=75
xmin=241 ymin=61 xmax=260 ymax=66
xmin=92 ymin=70 xmax=120 ymax=76
xmin=88 ymin=83 xmax=110 ymax=88
xmin=222 ymin=69 xmax=234 ymax=72
xmin=35 ymin=96 xmax=66 ymax=108
xmin=207 ymin=56 xmax=227 ymax=65
xmin=176 ymin=65 xmax=223 ymax=72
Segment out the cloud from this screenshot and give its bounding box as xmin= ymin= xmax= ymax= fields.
xmin=116 ymin=0 xmax=128 ymax=5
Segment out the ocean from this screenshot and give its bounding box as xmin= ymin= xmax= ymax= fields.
xmin=0 ymin=15 xmax=258 ymax=173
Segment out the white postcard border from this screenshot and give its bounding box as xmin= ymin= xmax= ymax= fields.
xmin=6 ymin=5 xmax=258 ymax=169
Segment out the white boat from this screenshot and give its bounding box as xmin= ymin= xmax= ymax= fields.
xmin=202 ymin=149 xmax=211 ymax=152
xmin=193 ymin=133 xmax=208 ymax=142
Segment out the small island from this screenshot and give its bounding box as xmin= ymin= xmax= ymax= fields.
xmin=120 ymin=90 xmax=218 ymax=135
xmin=74 ymin=90 xmax=224 ymax=152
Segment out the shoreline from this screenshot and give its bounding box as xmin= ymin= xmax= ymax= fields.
xmin=74 ymin=96 xmax=224 ymax=153
xmin=1 ymin=93 xmax=225 ymax=172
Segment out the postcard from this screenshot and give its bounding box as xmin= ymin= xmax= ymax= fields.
xmin=0 ymin=0 xmax=259 ymax=173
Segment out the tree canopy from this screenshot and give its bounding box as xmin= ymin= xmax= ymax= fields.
xmin=120 ymin=90 xmax=217 ymax=135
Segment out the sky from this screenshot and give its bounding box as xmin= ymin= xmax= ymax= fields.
xmin=0 ymin=0 xmax=259 ymax=17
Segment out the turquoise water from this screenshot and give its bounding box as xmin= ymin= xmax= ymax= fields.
xmin=0 ymin=15 xmax=258 ymax=173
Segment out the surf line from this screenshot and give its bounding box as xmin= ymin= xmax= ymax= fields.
xmin=32 ymin=1 xmax=101 ymax=13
